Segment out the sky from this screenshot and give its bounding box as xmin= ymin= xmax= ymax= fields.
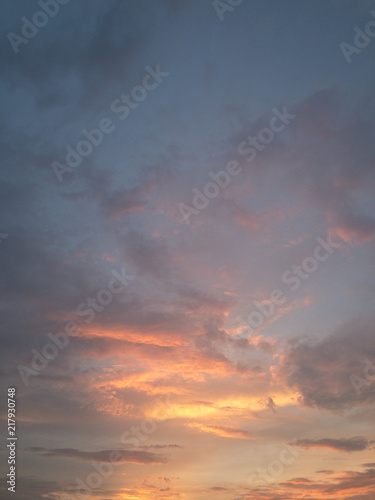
xmin=1 ymin=0 xmax=375 ymax=499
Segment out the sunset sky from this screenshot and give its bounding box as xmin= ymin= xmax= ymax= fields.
xmin=1 ymin=1 xmax=375 ymax=499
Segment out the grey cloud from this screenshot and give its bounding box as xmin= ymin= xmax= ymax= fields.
xmin=291 ymin=436 xmax=372 ymax=452
xmin=138 ymin=444 xmax=183 ymax=449
xmin=26 ymin=446 xmax=167 ymax=464
xmin=118 ymin=228 xmax=172 ymax=279
xmin=101 ymin=186 xmax=147 ymax=218
xmin=0 ymin=476 xmax=61 ymax=500
xmin=280 ymin=316 xmax=375 ymax=411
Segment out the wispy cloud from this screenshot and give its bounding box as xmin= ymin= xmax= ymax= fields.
xmin=26 ymin=446 xmax=167 ymax=464
xmin=291 ymin=437 xmax=373 ymax=452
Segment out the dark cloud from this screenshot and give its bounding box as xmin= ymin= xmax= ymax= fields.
xmin=138 ymin=444 xmax=183 ymax=449
xmin=26 ymin=446 xmax=166 ymax=464
xmin=195 ymin=327 xmax=254 ymax=356
xmin=0 ymin=476 xmax=62 ymax=500
xmin=291 ymin=436 xmax=372 ymax=452
xmin=266 ymin=397 xmax=277 ymax=412
xmin=101 ymin=186 xmax=147 ymax=218
xmin=289 ymin=88 xmax=375 ymax=244
xmin=118 ymin=228 xmax=172 ymax=279
xmin=243 ymin=467 xmax=375 ymax=500
xmin=0 ymin=0 xmax=153 ymax=87
xmin=279 ymin=316 xmax=375 ymax=411
xmin=176 ymin=285 xmax=236 ymax=313
xmin=193 ymin=325 xmax=268 ymax=376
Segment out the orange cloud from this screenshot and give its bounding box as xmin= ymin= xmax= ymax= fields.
xmin=186 ymin=422 xmax=254 ymax=439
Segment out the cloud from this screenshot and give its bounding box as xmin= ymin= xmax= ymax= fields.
xmin=0 ymin=476 xmax=62 ymax=500
xmin=138 ymin=444 xmax=184 ymax=449
xmin=291 ymin=437 xmax=372 ymax=452
xmin=26 ymin=446 xmax=167 ymax=464
xmin=296 ymin=88 xmax=375 ymax=245
xmin=266 ymin=396 xmax=277 ymax=412
xmin=101 ymin=186 xmax=147 ymax=218
xmin=1 ymin=3 xmax=375 ymax=499
xmin=328 ymin=210 xmax=375 ymax=245
xmin=193 ymin=325 xmax=267 ymax=375
xmin=187 ymin=423 xmax=253 ymax=439
xmin=244 ymin=466 xmax=375 ymax=500
xmin=278 ymin=316 xmax=375 ymax=411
